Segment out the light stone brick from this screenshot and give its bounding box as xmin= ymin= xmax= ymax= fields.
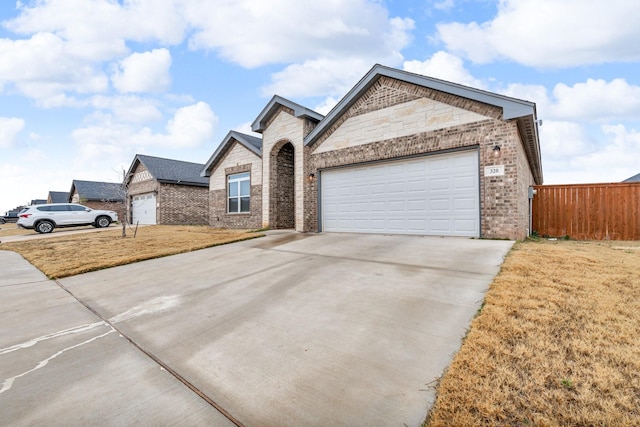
xmin=210 ymin=142 xmax=262 ymax=191
xmin=314 ymin=97 xmax=489 ymax=154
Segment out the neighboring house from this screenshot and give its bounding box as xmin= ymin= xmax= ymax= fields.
xmin=201 ymin=64 xmax=543 ymax=240
xmin=30 ymin=199 xmax=46 ymax=205
xmin=125 ymin=154 xmax=209 ymax=225
xmin=69 ymin=180 xmax=125 ymax=220
xmin=47 ymin=191 xmax=69 ymax=204
xmin=623 ymin=173 xmax=640 ymax=183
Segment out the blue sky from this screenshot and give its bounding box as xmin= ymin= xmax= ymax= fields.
xmin=1 ymin=0 xmax=639 ymax=214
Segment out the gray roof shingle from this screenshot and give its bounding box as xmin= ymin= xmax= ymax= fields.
xmin=71 ymin=180 xmax=123 ymax=202
xmin=48 ymin=191 xmax=69 ymax=203
xmin=129 ymin=155 xmax=209 ymax=187
xmin=201 ymin=131 xmax=262 ymax=177
xmin=623 ymin=173 xmax=640 ymax=183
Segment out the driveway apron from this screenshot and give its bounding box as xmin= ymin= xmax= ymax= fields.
xmin=3 ymin=232 xmax=513 ymax=426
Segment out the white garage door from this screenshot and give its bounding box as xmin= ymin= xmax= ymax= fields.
xmin=321 ymin=150 xmax=479 ymax=237
xmin=132 ymin=193 xmax=157 ymax=225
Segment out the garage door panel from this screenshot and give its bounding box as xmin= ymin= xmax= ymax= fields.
xmin=454 ymin=219 xmax=477 ymax=233
xmin=429 ymin=178 xmax=450 ymax=191
xmin=454 ymin=176 xmax=476 ymax=190
xmin=321 ymin=150 xmax=479 ymax=237
xmin=454 ymin=198 xmax=476 ymax=210
xmin=132 ymin=193 xmax=156 ymax=225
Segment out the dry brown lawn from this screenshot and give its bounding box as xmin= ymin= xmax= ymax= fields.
xmin=0 ymin=225 xmax=262 ymax=279
xmin=426 ymin=239 xmax=640 ymax=426
xmin=0 ymin=223 xmax=35 ymax=237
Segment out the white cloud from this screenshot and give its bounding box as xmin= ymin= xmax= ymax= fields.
xmin=232 ymin=122 xmax=262 ymax=138
xmin=6 ymin=0 xmax=187 ymax=57
xmin=403 ymin=51 xmax=484 ymax=88
xmin=539 ymin=121 xmax=593 ymax=159
xmin=165 ymin=102 xmax=217 ymax=147
xmin=112 ymin=49 xmax=172 ymax=93
xmin=436 ymin=0 xmax=640 ymax=67
xmin=550 ymin=79 xmax=640 ymax=121
xmin=91 ymin=95 xmax=163 ymax=123
xmin=499 ymin=78 xmax=640 ymax=126
xmin=0 ymin=117 xmax=26 ymax=148
xmin=184 ymin=0 xmax=414 ymax=68
xmin=545 ymin=124 xmax=640 ymax=184
xmin=0 ymin=0 xmax=185 ymax=103
xmin=0 ymin=33 xmax=109 ymax=103
xmin=314 ymin=97 xmax=340 ymax=116
xmin=261 ymin=58 xmax=373 ymax=99
xmin=432 ymin=0 xmax=456 ymax=11
xmin=72 ymin=101 xmax=218 ymax=162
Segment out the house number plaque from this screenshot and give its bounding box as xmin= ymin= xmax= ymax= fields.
xmin=484 ymin=165 xmax=505 ymax=177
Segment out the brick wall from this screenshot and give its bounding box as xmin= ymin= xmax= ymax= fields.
xmin=209 ymin=185 xmax=262 ymax=229
xmin=71 ymin=189 xmax=125 ymax=222
xmin=271 ymin=141 xmax=295 ymax=228
xmin=128 ymin=162 xmax=209 ymax=225
xmin=157 ymin=184 xmax=209 ymax=225
xmin=207 ymin=142 xmax=263 ymax=228
xmin=84 ymin=200 xmax=125 ymax=223
xmin=304 ymin=76 xmax=535 ymax=239
xmin=262 ymin=109 xmax=305 ymax=231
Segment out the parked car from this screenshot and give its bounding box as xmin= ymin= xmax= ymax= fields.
xmin=3 ymin=211 xmax=19 ymax=223
xmin=0 ymin=217 xmax=5 ymax=224
xmin=17 ymin=203 xmax=118 ymax=234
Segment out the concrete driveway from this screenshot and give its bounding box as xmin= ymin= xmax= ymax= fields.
xmin=1 ymin=232 xmax=513 ymax=426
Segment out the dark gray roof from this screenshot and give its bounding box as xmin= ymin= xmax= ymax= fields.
xmin=303 ymin=64 xmax=543 ymax=184
xmin=30 ymin=199 xmax=46 ymax=205
xmin=201 ymin=131 xmax=263 ymax=177
xmin=129 ymin=154 xmax=209 ymax=187
xmin=48 ymin=191 xmax=69 ymax=203
xmin=251 ymin=95 xmax=324 ymax=133
xmin=623 ymin=173 xmax=640 ymax=183
xmin=70 ymin=180 xmax=123 ymax=202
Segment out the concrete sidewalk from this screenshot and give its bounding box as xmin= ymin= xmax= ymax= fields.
xmin=0 ymin=250 xmax=234 ymax=426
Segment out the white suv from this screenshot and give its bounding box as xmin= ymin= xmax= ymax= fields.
xmin=17 ymin=203 xmax=118 ymax=234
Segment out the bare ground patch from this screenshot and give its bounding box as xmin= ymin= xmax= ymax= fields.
xmin=426 ymin=239 xmax=640 ymax=426
xmin=0 ymin=225 xmax=262 ymax=279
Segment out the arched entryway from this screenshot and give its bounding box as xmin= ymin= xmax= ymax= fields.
xmin=270 ymin=141 xmax=295 ymax=229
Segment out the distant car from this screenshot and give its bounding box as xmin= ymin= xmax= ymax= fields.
xmin=17 ymin=203 xmax=118 ymax=234
xmin=3 ymin=211 xmax=19 ymax=223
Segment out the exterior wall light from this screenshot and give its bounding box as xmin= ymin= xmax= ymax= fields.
xmin=492 ymin=145 xmax=501 ymax=158
xmin=308 ymin=173 xmax=316 ymax=183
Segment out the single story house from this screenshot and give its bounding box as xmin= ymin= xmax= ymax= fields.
xmin=47 ymin=191 xmax=69 ymax=203
xmin=69 ymin=179 xmax=125 ymax=220
xmin=125 ymin=154 xmax=209 ymax=225
xmin=201 ymin=64 xmax=543 ymax=240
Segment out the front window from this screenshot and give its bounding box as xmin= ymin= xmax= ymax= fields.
xmin=228 ymin=172 xmax=250 ymax=213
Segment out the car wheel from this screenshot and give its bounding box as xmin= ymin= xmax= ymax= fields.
xmin=36 ymin=220 xmax=54 ymax=234
xmin=96 ymin=216 xmax=111 ymax=228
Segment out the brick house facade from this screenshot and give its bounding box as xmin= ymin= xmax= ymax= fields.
xmin=125 ymin=155 xmax=209 ymax=225
xmin=69 ymin=180 xmax=125 ymax=220
xmin=202 ymin=65 xmax=543 ymax=239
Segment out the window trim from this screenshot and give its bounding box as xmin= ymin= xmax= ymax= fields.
xmin=227 ymin=172 xmax=250 ymax=214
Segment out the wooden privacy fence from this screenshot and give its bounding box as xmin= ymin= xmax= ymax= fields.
xmin=532 ymin=183 xmax=640 ymax=240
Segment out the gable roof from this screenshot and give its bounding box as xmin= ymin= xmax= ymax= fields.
xmin=48 ymin=191 xmax=69 ymax=203
xmin=127 ymin=154 xmax=209 ymax=187
xmin=70 ymin=180 xmax=123 ymax=202
xmin=251 ymin=95 xmax=324 ymax=133
xmin=303 ymin=64 xmax=543 ymax=184
xmin=623 ymin=172 xmax=640 ymax=182
xmin=201 ymin=131 xmax=263 ymax=177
